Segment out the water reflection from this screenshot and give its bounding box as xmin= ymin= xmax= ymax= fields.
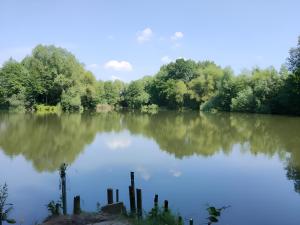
xmin=0 ymin=112 xmax=299 ymax=171
xmin=0 ymin=111 xmax=300 ymax=224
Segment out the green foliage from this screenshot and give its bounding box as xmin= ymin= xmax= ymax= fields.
xmin=61 ymin=87 xmax=82 ymax=112
xmin=35 ymin=104 xmax=60 ymax=114
xmin=206 ymin=206 xmax=229 ymax=224
xmin=132 ymin=206 xmax=179 ymax=225
xmin=103 ymin=80 xmax=125 ymax=106
xmin=231 ymin=87 xmax=256 ymax=112
xmin=161 ymin=58 xmax=198 ymax=82
xmin=46 ymin=201 xmax=61 ymax=216
xmin=124 ymin=79 xmax=150 ymax=109
xmin=1 ymin=36 xmax=300 ymax=115
xmin=0 ymin=183 xmax=16 ymax=225
xmin=141 ymin=104 xmax=159 ymax=114
xmin=162 ymin=80 xmax=187 ymax=109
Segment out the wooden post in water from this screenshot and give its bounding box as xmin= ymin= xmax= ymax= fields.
xmin=116 ymin=189 xmax=119 ymax=202
xmin=107 ymin=188 xmax=114 ymax=204
xmin=130 ymin=171 xmax=135 ymax=188
xmin=189 ymin=218 xmax=193 ymax=225
xmin=128 ymin=186 xmax=136 ymax=214
xmin=136 ymin=188 xmax=142 ymax=218
xmin=178 ymin=216 xmax=183 ymax=225
xmin=164 ymin=200 xmax=169 ymax=212
xmin=129 ymin=172 xmax=136 ymax=214
xmin=60 ymin=163 xmax=67 ymax=215
xmin=73 ymin=196 xmax=81 ymax=215
xmin=154 ymin=194 xmax=158 ymax=208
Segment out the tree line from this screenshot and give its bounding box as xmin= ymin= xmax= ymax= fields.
xmin=0 ymin=37 xmax=299 ymax=115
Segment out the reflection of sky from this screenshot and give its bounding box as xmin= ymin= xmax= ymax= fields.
xmin=1 ymin=132 xmax=300 ymax=225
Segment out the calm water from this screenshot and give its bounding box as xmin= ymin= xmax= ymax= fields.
xmin=0 ymin=111 xmax=300 ymax=225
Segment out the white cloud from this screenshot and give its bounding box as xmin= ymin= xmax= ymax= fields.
xmin=111 ymin=75 xmax=122 ymax=81
xmin=106 ymin=138 xmax=132 ymax=150
xmin=104 ymin=60 xmax=133 ymax=71
xmin=161 ymin=56 xmax=172 ymax=64
xmin=137 ymin=27 xmax=153 ymax=43
xmin=136 ymin=166 xmax=151 ymax=181
xmin=169 ymin=169 xmax=182 ymax=177
xmin=171 ymin=32 xmax=184 ymax=41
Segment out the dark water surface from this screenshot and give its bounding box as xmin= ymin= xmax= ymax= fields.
xmin=0 ymin=111 xmax=300 ymax=225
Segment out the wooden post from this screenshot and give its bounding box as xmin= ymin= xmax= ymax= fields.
xmin=107 ymin=188 xmax=114 ymax=204
xmin=189 ymin=218 xmax=193 ymax=225
xmin=154 ymin=194 xmax=158 ymax=208
xmin=60 ymin=163 xmax=67 ymax=215
xmin=128 ymin=186 xmax=136 ymax=213
xmin=178 ymin=216 xmax=183 ymax=225
xmin=73 ymin=196 xmax=81 ymax=215
xmin=136 ymin=188 xmax=142 ymax=218
xmin=116 ymin=189 xmax=119 ymax=202
xmin=164 ymin=200 xmax=169 ymax=212
xmin=130 ymin=171 xmax=135 ymax=188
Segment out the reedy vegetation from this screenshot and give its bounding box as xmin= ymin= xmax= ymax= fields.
xmin=0 ymin=37 xmax=299 ymax=115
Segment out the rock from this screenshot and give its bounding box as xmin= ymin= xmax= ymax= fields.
xmin=42 ymin=212 xmax=130 ymax=225
xmin=101 ymin=202 xmax=126 ymax=215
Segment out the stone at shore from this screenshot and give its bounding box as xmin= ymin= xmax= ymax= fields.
xmin=42 ymin=202 xmax=130 ymax=225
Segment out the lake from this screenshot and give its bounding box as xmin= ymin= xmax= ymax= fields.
xmin=0 ymin=111 xmax=300 ymax=225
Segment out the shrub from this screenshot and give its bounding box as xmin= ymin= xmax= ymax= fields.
xmin=141 ymin=104 xmax=159 ymax=114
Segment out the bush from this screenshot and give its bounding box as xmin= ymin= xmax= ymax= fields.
xmin=200 ymin=96 xmax=219 ymax=112
xmin=141 ymin=104 xmax=159 ymax=114
xmin=131 ymin=206 xmax=181 ymax=225
xmin=231 ymin=87 xmax=256 ymax=112
xmin=35 ymin=104 xmax=61 ymax=114
xmin=8 ymin=92 xmax=26 ymax=113
xmin=61 ymin=88 xmax=82 ymax=112
xmin=96 ymin=104 xmax=114 ymax=112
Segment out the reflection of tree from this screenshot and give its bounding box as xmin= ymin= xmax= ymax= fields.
xmin=0 ymin=112 xmax=123 ymax=171
xmin=0 ymin=111 xmax=300 ymax=175
xmin=286 ymin=164 xmax=300 ymax=193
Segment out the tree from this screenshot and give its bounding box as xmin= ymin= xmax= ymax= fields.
xmin=124 ymin=79 xmax=150 ymax=109
xmin=285 ymin=36 xmax=300 ymax=115
xmin=80 ymin=71 xmax=98 ymax=110
xmin=61 ymin=86 xmax=82 ymax=111
xmin=0 ymin=59 xmax=29 ymax=109
xmin=163 ymin=80 xmax=187 ymax=109
xmin=162 ymin=59 xmax=198 ymax=82
xmin=103 ymin=80 xmax=125 ymax=106
xmin=231 ymin=87 xmax=256 ymax=112
xmin=22 ymin=45 xmax=88 ymax=108
xmin=288 ymin=36 xmax=300 ymax=73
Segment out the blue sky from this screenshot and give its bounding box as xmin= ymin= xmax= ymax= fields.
xmin=0 ymin=0 xmax=299 ymax=82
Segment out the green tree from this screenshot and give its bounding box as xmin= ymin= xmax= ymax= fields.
xmin=22 ymin=45 xmax=88 ymax=108
xmin=0 ymin=59 xmax=29 ymax=109
xmin=124 ymin=79 xmax=150 ymax=109
xmin=162 ymin=80 xmax=187 ymax=109
xmin=103 ymin=80 xmax=125 ymax=106
xmin=231 ymin=87 xmax=256 ymax=112
xmin=162 ymin=58 xmax=198 ymax=82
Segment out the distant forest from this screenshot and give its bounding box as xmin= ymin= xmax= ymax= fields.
xmin=0 ymin=36 xmax=299 ymax=115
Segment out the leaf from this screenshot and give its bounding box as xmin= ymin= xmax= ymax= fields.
xmin=6 ymin=219 xmax=16 ymax=224
xmin=207 ymin=207 xmax=220 ymax=217
xmin=208 ymin=216 xmax=218 ymax=223
xmin=4 ymin=206 xmax=13 ymax=214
